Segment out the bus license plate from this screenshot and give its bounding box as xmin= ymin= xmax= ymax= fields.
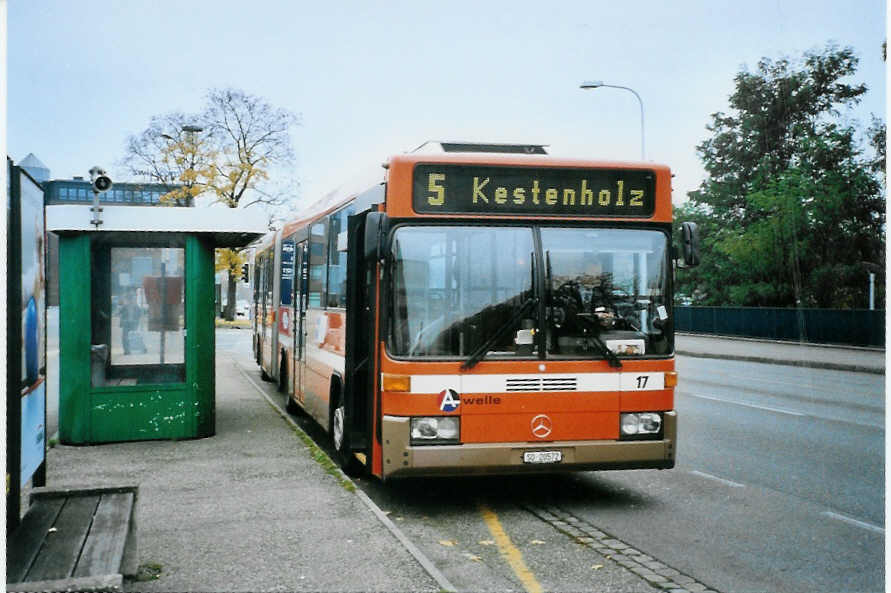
xmin=523 ymin=450 xmax=562 ymax=464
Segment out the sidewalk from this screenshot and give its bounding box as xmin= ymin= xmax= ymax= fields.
xmin=676 ymin=333 xmax=885 ymax=374
xmin=39 ymin=353 xmax=441 ymax=592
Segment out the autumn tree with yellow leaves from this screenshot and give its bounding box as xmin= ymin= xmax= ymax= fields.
xmin=121 ymin=88 xmax=299 ymax=319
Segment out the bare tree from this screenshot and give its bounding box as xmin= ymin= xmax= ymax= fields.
xmin=121 ymin=88 xmax=300 ymax=319
xmin=119 ymin=112 xmax=211 ymax=206
xmin=201 ymin=88 xmax=298 ymax=209
xmin=201 ymin=89 xmax=299 ymax=318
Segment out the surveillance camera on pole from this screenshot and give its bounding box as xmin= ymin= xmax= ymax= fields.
xmin=88 ymin=166 xmax=112 ymax=228
xmin=89 ymin=166 xmax=113 ymax=194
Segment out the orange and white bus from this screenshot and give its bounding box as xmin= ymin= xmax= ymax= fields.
xmin=251 ymin=142 xmax=699 ymax=479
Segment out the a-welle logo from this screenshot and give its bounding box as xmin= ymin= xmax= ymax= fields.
xmin=438 ymin=390 xmax=503 ymax=412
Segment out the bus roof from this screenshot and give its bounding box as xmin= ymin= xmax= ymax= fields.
xmin=388 ymin=152 xmax=670 ymax=171
xmin=410 ymin=141 xmax=549 ymax=154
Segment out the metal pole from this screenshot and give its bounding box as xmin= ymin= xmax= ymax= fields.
xmin=606 ymin=84 xmax=645 ymax=161
xmin=869 ymin=272 xmax=875 ymax=310
xmin=579 ymin=82 xmax=645 ymax=160
xmin=90 ymin=189 xmax=102 ymax=228
xmin=160 ymin=261 xmax=166 ymax=364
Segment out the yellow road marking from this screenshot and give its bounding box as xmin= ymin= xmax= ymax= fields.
xmin=478 ymin=503 xmax=543 ymax=593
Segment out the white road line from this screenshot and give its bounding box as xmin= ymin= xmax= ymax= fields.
xmin=683 ymin=391 xmax=885 ymax=430
xmin=684 ymin=372 xmax=880 ymax=400
xmin=689 ymin=470 xmax=884 ymax=534
xmin=822 ymin=511 xmax=885 ymax=535
xmin=689 ymin=470 xmax=745 ymax=488
xmin=686 ymin=393 xmax=806 ymax=417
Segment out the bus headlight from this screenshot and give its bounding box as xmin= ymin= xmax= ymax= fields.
xmin=620 ymin=412 xmax=662 ymax=438
xmin=410 ymin=417 xmax=460 ymax=445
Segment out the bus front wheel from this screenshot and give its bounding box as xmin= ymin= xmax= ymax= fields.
xmin=331 ymin=391 xmax=364 ymax=477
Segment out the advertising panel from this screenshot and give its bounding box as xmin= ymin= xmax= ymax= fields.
xmin=18 ymin=168 xmax=47 ymax=485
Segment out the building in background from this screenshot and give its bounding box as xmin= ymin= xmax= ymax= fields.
xmin=19 ymin=153 xmax=51 ymax=184
xmin=43 ymin=178 xmax=182 ymax=206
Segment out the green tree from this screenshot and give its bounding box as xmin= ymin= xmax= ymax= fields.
xmin=681 ymin=43 xmax=885 ymax=309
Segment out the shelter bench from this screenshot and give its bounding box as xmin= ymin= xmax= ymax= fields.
xmin=7 ymin=485 xmax=138 ymax=592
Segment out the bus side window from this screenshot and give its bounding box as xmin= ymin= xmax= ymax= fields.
xmin=280 ymin=238 xmax=296 ymax=306
xmin=265 ymin=251 xmax=274 ymax=309
xmin=326 ymin=207 xmax=351 ymax=308
xmin=253 ymin=256 xmax=261 ymax=303
xmin=308 ymin=221 xmax=327 ymax=308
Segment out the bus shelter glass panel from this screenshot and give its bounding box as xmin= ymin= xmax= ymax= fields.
xmin=389 ymin=226 xmax=535 ymax=358
xmin=92 ymin=246 xmax=186 ymax=385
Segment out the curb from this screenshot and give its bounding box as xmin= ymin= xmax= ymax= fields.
xmin=676 ymin=350 xmax=884 ymax=376
xmin=676 ymin=332 xmax=884 ymax=353
xmin=526 ymin=504 xmax=721 ymax=593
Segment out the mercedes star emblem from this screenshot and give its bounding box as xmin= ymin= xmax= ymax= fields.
xmin=531 ymin=414 xmax=553 ymax=439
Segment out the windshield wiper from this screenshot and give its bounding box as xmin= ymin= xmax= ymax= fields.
xmin=461 ymin=297 xmax=538 ymax=370
xmin=575 ymin=314 xmax=623 ymax=368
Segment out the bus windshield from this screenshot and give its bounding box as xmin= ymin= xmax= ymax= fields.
xmin=388 ymin=225 xmax=670 ymax=360
xmin=389 ymin=226 xmax=535 ymax=358
xmin=542 ymin=227 xmax=670 ymax=358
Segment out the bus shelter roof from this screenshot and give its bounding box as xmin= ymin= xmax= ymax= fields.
xmin=46 ymin=204 xmax=267 ymax=248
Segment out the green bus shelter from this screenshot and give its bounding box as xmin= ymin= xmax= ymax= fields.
xmin=47 ymin=204 xmax=265 ymax=444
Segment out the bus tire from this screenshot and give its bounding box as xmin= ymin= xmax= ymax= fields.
xmin=277 ymin=355 xmax=287 ymax=393
xmin=281 ymin=357 xmax=298 ymax=413
xmin=331 ymin=389 xmax=364 ymax=477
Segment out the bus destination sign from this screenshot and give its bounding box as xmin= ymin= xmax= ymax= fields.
xmin=413 ymin=164 xmax=655 ymax=217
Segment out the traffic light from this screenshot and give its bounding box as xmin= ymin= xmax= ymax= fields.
xmin=241 ymin=263 xmax=250 ymax=283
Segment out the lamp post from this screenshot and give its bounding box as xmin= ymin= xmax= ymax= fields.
xmin=580 ymin=80 xmax=645 ymax=161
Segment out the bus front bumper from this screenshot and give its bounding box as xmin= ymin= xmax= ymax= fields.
xmin=381 ymin=411 xmax=676 ymax=479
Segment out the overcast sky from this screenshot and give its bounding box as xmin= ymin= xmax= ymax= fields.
xmin=6 ymin=1 xmax=886 ymax=210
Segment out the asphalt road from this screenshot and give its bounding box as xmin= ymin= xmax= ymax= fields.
xmin=554 ymin=356 xmax=885 ymax=592
xmin=344 ymin=355 xmax=884 ymax=593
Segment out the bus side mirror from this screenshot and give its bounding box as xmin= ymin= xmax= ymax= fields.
xmin=364 ymin=212 xmax=389 ymax=263
xmin=681 ymin=222 xmax=700 ymax=267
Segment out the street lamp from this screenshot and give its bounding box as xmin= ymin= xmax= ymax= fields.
xmin=580 ymin=80 xmax=645 ymax=161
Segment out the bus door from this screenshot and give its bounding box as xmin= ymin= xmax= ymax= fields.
xmin=294 ymin=241 xmax=308 ymax=404
xmin=253 ymin=255 xmax=262 ymax=364
xmin=263 ymin=252 xmax=275 ymax=374
xmin=343 ymin=210 xmax=386 ymax=471
xmin=258 ymin=252 xmax=269 ymax=367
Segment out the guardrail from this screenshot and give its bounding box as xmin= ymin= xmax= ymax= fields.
xmin=674 ymin=306 xmax=885 ymax=348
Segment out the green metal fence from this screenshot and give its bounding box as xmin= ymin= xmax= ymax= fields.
xmin=674 ymin=307 xmax=885 ymax=347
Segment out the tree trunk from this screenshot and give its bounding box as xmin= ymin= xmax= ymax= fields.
xmin=225 ymin=272 xmax=237 ymax=321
